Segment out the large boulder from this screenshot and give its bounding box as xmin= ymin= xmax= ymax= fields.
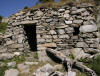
xmin=4 ymin=69 xmax=19 ymax=76
xmin=79 ymin=25 xmax=97 ymax=33
xmin=70 ymin=48 xmax=90 ymax=59
xmin=33 ymin=64 xmax=55 ymax=76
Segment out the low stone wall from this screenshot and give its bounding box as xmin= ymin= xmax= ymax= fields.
xmin=0 ymin=3 xmax=99 ymax=61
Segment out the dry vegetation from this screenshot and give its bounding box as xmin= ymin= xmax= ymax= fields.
xmin=23 ymin=0 xmax=95 ymax=12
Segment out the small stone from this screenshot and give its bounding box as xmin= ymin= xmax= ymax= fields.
xmin=49 ymin=30 xmax=56 ymax=35
xmin=14 ymin=52 xmax=22 ymax=56
xmin=58 ymin=29 xmax=65 ymax=34
xmin=36 ymin=11 xmax=43 ymax=16
xmin=58 ymin=34 xmax=70 ymax=39
xmin=65 ymin=10 xmax=70 ymax=14
xmin=63 ymin=14 xmax=70 ymax=18
xmin=4 ymin=69 xmax=19 ymax=76
xmin=46 ymin=19 xmax=52 ymax=22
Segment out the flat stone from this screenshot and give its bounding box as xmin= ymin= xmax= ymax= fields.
xmin=41 ymin=43 xmax=57 ymax=47
xmin=58 ymin=34 xmax=70 ymax=39
xmin=76 ymin=8 xmax=86 ymax=13
xmin=46 ymin=19 xmax=52 ymax=22
xmin=4 ymin=69 xmax=19 ymax=76
xmin=33 ymin=63 xmax=55 ymax=76
xmin=25 ymin=62 xmax=38 ymax=65
xmin=76 ymin=42 xmax=88 ymax=48
xmin=21 ymin=20 xmax=38 ymax=24
xmin=0 ymin=53 xmax=15 ymax=60
xmin=79 ymin=25 xmax=97 ymax=33
xmin=6 ymin=41 xmax=14 ymax=45
xmin=65 ymin=21 xmax=72 ymax=24
xmin=73 ymin=20 xmax=83 ymax=24
xmin=58 ymin=9 xmax=65 ymax=12
xmin=65 ymin=27 xmax=74 ymax=33
xmin=37 ymin=39 xmax=45 ymax=43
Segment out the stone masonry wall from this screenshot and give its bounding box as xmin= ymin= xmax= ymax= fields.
xmin=0 ymin=3 xmax=99 ymax=61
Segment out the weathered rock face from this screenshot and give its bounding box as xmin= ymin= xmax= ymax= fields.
xmin=0 ymin=3 xmax=99 ymax=61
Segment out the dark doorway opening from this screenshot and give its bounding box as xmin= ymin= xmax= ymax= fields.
xmin=24 ymin=24 xmax=37 ymax=51
xmin=73 ymin=27 xmax=80 ymax=35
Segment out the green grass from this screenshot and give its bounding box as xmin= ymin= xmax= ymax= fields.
xmin=34 ymin=51 xmax=38 ymax=59
xmin=0 ymin=22 xmax=8 ymax=34
xmin=69 ymin=53 xmax=75 ymax=59
xmin=79 ymin=55 xmax=100 ymax=76
xmin=0 ymin=66 xmax=8 ymax=76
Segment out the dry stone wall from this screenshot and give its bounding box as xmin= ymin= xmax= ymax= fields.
xmin=0 ymin=3 xmax=99 ymax=61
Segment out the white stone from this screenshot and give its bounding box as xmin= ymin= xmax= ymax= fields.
xmin=65 ymin=21 xmax=72 ymax=24
xmin=25 ymin=62 xmax=38 ymax=65
xmin=36 ymin=11 xmax=43 ymax=16
xmin=79 ymin=25 xmax=97 ymax=33
xmin=63 ymin=14 xmax=70 ymax=18
xmin=58 ymin=9 xmax=65 ymax=12
xmin=7 ymin=62 xmax=16 ymax=67
xmin=14 ymin=52 xmax=21 ymax=56
xmin=65 ymin=10 xmax=70 ymax=14
xmin=67 ymin=71 xmax=76 ymax=76
xmin=4 ymin=69 xmax=19 ymax=76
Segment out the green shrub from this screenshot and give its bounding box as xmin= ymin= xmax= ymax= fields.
xmin=0 ymin=66 xmax=8 ymax=76
xmin=0 ymin=22 xmax=8 ymax=33
xmin=80 ymin=55 xmax=100 ymax=76
xmin=91 ymin=55 xmax=100 ymax=76
xmin=69 ymin=53 xmax=75 ymax=59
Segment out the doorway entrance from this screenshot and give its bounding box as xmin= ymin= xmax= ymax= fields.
xmin=24 ymin=24 xmax=37 ymax=51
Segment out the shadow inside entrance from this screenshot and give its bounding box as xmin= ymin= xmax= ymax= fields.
xmin=24 ymin=24 xmax=37 ymax=51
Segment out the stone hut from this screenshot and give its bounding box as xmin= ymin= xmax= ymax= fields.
xmin=1 ymin=3 xmax=99 ymax=61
